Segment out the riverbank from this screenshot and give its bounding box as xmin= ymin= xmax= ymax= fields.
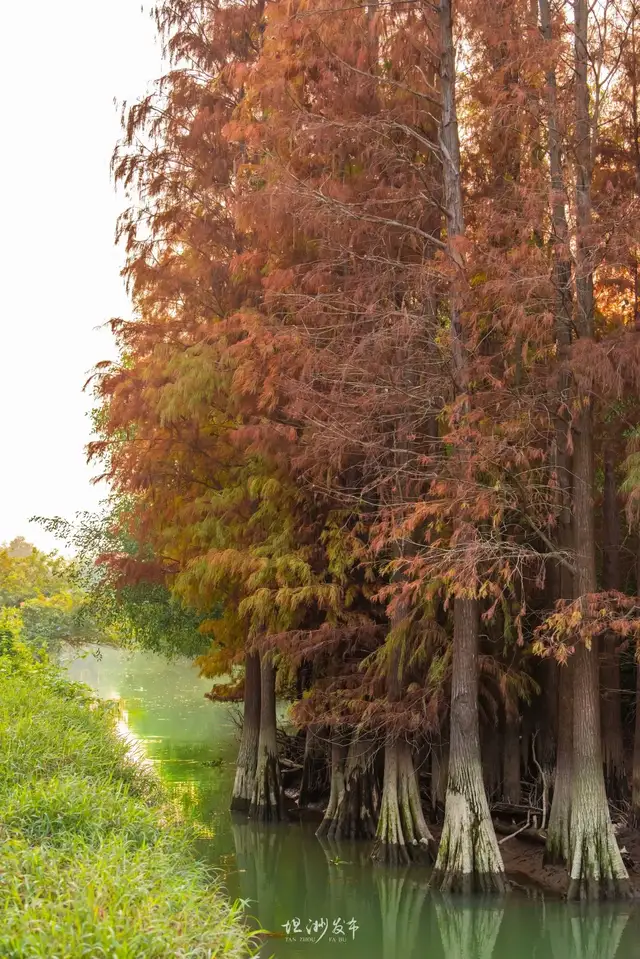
xmin=0 ymin=653 xmax=257 ymax=958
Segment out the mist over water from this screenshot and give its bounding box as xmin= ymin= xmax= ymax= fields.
xmin=65 ymin=646 xmax=640 ymax=959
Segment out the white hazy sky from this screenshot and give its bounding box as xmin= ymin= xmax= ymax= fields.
xmin=0 ymin=2 xmax=164 ymax=553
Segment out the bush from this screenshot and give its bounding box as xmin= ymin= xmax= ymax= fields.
xmin=0 ymin=650 xmax=257 ymax=958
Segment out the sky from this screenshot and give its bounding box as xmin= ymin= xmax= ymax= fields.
xmin=0 ymin=2 xmax=164 ymax=554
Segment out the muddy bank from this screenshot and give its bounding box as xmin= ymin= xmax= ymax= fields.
xmin=289 ymin=793 xmax=640 ymax=898
xmin=498 ymin=827 xmax=640 ymax=898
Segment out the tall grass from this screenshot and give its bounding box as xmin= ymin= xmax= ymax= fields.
xmin=0 ymin=656 xmax=258 ymax=958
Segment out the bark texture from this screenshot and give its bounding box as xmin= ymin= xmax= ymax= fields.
xmin=372 ymin=737 xmax=434 ymax=866
xmin=601 ymin=454 xmax=626 ymax=798
xmin=564 ymin=0 xmax=630 ymax=901
xmin=249 ymin=652 xmax=285 ymax=821
xmin=316 ymin=740 xmax=348 ymax=839
xmin=430 ymin=739 xmax=448 ymax=820
xmin=231 ymin=650 xmax=261 ymax=812
xmin=632 ymin=651 xmax=640 ymax=828
xmin=320 ymin=732 xmax=379 ymax=840
xmin=298 ymin=723 xmax=328 ymax=808
xmin=544 ymin=661 xmax=573 ymax=865
xmin=482 ymin=727 xmax=501 ymax=802
xmin=431 ymin=600 xmax=506 ymax=894
xmin=634 ymin=552 xmax=640 ymax=827
xmin=568 ymin=644 xmax=630 ymax=899
xmin=432 ymin=1 xmax=505 ymax=893
xmin=540 ymin=0 xmax=574 ymax=869
xmin=503 ymin=714 xmax=521 ymax=806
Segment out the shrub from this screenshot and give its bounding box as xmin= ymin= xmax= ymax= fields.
xmin=0 ymin=650 xmax=257 ymax=958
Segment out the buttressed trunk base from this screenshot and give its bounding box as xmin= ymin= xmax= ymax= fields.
xmin=231 ymin=650 xmax=261 ymax=813
xmin=249 ymin=652 xmax=285 ymax=822
xmin=317 ymin=734 xmax=379 ymax=841
xmin=431 ymin=599 xmax=506 ymax=894
xmin=544 ymin=661 xmax=573 ymax=866
xmin=372 ymin=738 xmax=434 ymax=866
xmin=567 ymin=646 xmax=630 ymax=900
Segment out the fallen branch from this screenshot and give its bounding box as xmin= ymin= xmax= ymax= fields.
xmin=494 ymin=816 xmax=547 ymax=846
xmin=498 ymin=820 xmax=533 ymax=845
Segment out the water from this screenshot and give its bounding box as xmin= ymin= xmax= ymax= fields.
xmin=65 ymin=646 xmax=640 ymax=959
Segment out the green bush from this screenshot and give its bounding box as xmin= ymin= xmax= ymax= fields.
xmin=0 ymin=650 xmax=257 ymax=958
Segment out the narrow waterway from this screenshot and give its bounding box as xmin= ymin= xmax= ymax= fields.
xmin=65 ymin=646 xmax=640 ymax=959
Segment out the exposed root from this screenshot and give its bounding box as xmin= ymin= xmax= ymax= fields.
xmin=231 ymin=761 xmax=256 ymax=813
xmin=316 ymin=743 xmax=347 ymax=840
xmin=431 ymin=790 xmax=506 ymax=895
xmin=567 ymin=812 xmax=631 ymax=901
xmin=544 ymin=806 xmax=571 ymax=867
xmin=298 ymin=724 xmax=328 ymax=808
xmin=249 ymin=751 xmax=285 ymax=822
xmin=371 ymin=739 xmax=434 ymax=866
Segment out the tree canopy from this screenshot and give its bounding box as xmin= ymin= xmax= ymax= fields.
xmin=82 ymin=0 xmax=640 ymax=899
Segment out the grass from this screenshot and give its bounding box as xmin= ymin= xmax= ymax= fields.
xmin=0 ymin=657 xmax=258 ymax=958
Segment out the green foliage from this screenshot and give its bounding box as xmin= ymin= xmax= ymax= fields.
xmin=35 ymin=510 xmax=213 ymax=659
xmin=0 ymin=540 xmax=98 ymax=657
xmin=0 ymin=542 xmax=71 ymax=607
xmin=0 ymin=651 xmax=257 ymax=958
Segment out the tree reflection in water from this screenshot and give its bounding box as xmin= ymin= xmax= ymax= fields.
xmin=228 ymin=819 xmax=640 ymax=959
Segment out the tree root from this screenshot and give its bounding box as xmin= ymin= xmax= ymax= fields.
xmin=431 ymin=790 xmax=506 ymax=895
xmin=567 ymin=815 xmax=631 ymax=901
xmin=371 ymin=740 xmax=434 ymax=866
xmin=249 ymin=752 xmax=285 ymax=822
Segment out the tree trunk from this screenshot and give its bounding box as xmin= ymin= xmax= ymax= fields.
xmin=248 ymin=651 xmax=284 ymax=821
xmin=520 ymin=708 xmax=532 ymax=783
xmin=568 ymin=641 xmax=630 ymax=899
xmin=317 ymin=732 xmax=379 ymax=840
xmin=567 ymin=400 xmax=628 ymax=896
xmin=566 ymin=405 xmax=629 ymax=898
xmin=503 ymin=713 xmax=521 ymax=806
xmin=298 ymin=723 xmax=328 ymax=808
xmin=430 ymin=739 xmax=448 ymax=821
xmin=564 ymin=0 xmax=629 ymax=901
xmin=344 ymin=733 xmax=380 ymax=839
xmin=632 ymin=644 xmax=640 ymax=828
xmin=538 ymin=0 xmax=576 ymax=871
xmin=544 ymin=661 xmax=573 ymax=865
xmin=372 ymin=737 xmax=434 ymax=866
xmin=601 ymin=632 xmax=626 ymax=799
xmin=316 ymin=740 xmax=348 ymax=839
xmin=432 ymin=0 xmax=505 ymax=894
xmin=482 ymin=726 xmax=501 ymax=802
xmin=632 ymin=544 xmax=640 ymax=826
xmin=601 ymin=453 xmax=626 ymax=798
xmin=431 ymin=599 xmax=506 ymax=894
xmin=231 ymin=650 xmax=261 ymax=812
xmin=537 ymin=660 xmax=558 ymax=774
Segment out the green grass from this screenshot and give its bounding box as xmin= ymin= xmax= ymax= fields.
xmin=0 ymin=659 xmax=257 ymax=958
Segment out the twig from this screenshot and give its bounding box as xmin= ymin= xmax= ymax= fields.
xmin=498 ymin=811 xmax=532 ymax=845
xmin=531 ymin=731 xmax=548 ymax=831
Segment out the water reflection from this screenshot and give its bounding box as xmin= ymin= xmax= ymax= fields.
xmin=544 ymin=908 xmax=631 ymax=959
xmin=435 ymin=902 xmax=504 ymax=959
xmin=65 ymin=647 xmax=640 ymax=959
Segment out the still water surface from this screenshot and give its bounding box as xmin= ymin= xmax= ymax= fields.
xmin=66 ymin=646 xmax=640 ymax=959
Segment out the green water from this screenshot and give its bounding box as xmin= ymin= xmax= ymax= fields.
xmin=66 ymin=646 xmax=640 ymax=959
